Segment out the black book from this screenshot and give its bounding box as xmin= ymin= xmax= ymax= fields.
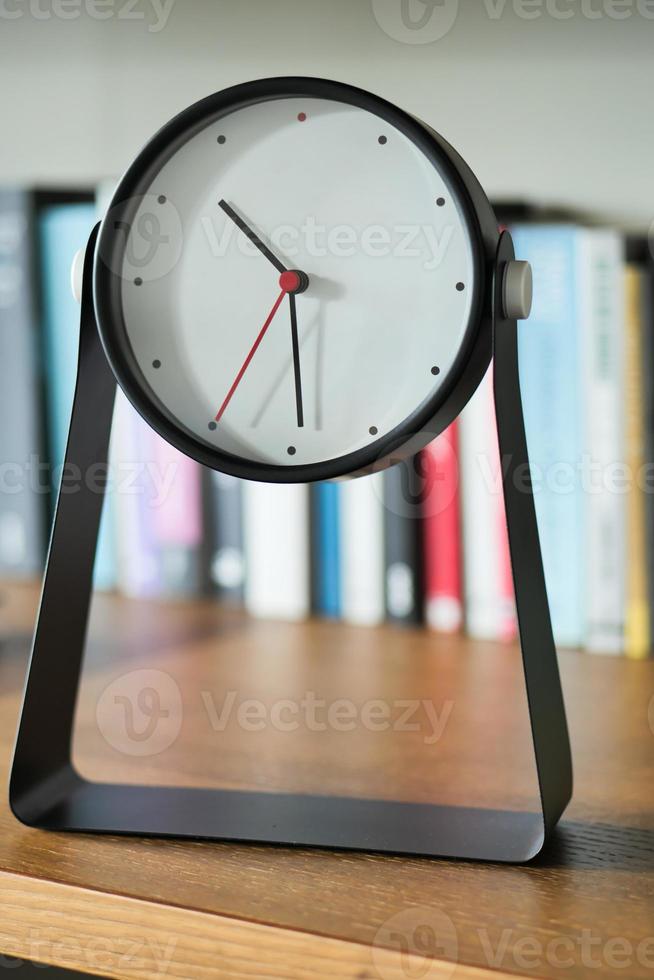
xmin=627 ymin=235 xmax=654 ymax=652
xmin=383 ymin=455 xmax=424 ymax=625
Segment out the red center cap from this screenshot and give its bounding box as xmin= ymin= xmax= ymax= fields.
xmin=279 ymin=270 xmax=301 ymax=293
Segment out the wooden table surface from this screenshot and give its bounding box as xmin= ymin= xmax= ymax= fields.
xmin=0 ymin=581 xmax=652 ymax=980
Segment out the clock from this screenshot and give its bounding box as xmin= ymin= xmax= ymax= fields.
xmin=12 ymin=78 xmax=571 ymax=863
xmin=93 ymin=77 xmax=502 ymax=481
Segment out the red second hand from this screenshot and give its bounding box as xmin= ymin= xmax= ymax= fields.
xmin=214 ymin=288 xmax=288 ymax=423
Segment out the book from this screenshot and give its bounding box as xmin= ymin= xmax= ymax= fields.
xmin=205 ymin=469 xmax=245 ymax=603
xmin=243 ymin=482 xmax=310 ymax=620
xmin=459 ymin=367 xmax=516 ymax=641
xmin=579 ymin=230 xmax=625 ymax=654
xmin=512 ymin=224 xmax=586 ymax=649
xmin=0 ymin=189 xmax=46 ymax=578
xmin=624 ymin=264 xmax=650 ymax=659
xmin=113 ymin=390 xmax=162 ymax=598
xmin=339 ymin=473 xmax=385 ymax=626
xmin=422 ymin=423 xmax=462 ymax=632
xmin=151 ymin=432 xmax=204 ymax=597
xmin=39 ymin=200 xmax=117 ymax=590
xmin=383 ymin=458 xmax=424 ymax=626
xmin=311 ymin=481 xmax=341 ymax=618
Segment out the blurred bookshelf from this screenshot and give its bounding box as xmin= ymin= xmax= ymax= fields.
xmin=0 ymin=184 xmax=653 ymax=659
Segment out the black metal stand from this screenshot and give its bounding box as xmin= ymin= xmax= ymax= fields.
xmin=9 ymin=229 xmax=572 ymax=862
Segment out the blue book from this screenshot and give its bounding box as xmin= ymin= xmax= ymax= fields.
xmin=0 ymin=189 xmax=47 ymax=578
xmin=40 ymin=203 xmax=116 ymax=590
xmin=512 ymin=224 xmax=585 ymax=648
xmin=312 ymin=482 xmax=341 ymax=618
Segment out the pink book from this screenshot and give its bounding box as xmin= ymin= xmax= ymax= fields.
xmin=493 ymin=416 xmax=518 ymax=643
xmin=150 ymin=429 xmax=204 ymax=596
xmin=422 ymin=423 xmax=463 ymax=632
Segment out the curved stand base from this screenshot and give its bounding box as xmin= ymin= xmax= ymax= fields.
xmin=9 ymin=229 xmax=571 ymax=863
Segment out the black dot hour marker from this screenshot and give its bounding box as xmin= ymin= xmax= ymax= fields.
xmin=431 ymin=366 xmax=440 ymax=375
xmin=152 ymin=359 xmax=161 ymax=369
xmin=208 ymin=421 xmax=217 ymax=431
xmin=436 ymin=197 xmax=445 ymax=206
xmin=369 ymin=426 xmax=378 ymax=436
xmin=217 ymin=135 xmax=226 ymax=144
xmin=297 ymin=112 xmax=307 ymax=122
xmin=287 ymin=446 xmax=296 ymax=456
xmin=157 ymin=195 xmax=166 ymax=204
xmin=378 ymin=135 xmax=387 ymax=145
xmin=134 ymin=277 xmax=143 ymax=286
xmin=456 ymin=282 xmax=465 ymax=291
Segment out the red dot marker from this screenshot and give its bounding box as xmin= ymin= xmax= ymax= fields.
xmin=297 ymin=112 xmax=307 ymax=122
xmin=279 ymin=270 xmax=301 ymax=293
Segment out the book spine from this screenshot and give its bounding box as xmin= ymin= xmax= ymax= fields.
xmin=0 ymin=189 xmax=46 ymax=578
xmin=206 ymin=469 xmax=245 ymax=602
xmin=150 ymin=432 xmax=203 ymax=598
xmin=513 ymin=224 xmax=585 ymax=648
xmin=113 ymin=391 xmax=161 ymax=598
xmin=339 ymin=473 xmax=384 ymax=626
xmin=459 ymin=367 xmax=516 ymax=640
xmin=311 ymin=481 xmax=341 ymax=618
xmin=383 ymin=458 xmax=424 ymax=626
xmin=422 ymin=424 xmax=463 ymax=632
xmin=580 ymin=231 xmax=625 ymax=654
xmin=39 ymin=201 xmax=117 ymax=590
xmin=624 ymin=265 xmax=650 ymax=659
xmin=243 ymin=482 xmax=310 ymax=621
xmin=640 ymin=256 xmax=654 ymax=652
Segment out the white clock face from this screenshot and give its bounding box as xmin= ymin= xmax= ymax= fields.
xmin=117 ymin=95 xmax=476 ymax=469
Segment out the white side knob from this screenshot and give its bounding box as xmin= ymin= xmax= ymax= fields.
xmin=70 ymin=246 xmax=85 ymax=304
xmin=503 ymin=260 xmax=533 ymax=320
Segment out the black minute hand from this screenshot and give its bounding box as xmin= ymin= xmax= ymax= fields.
xmin=288 ymin=292 xmax=304 ymax=428
xmin=218 ymin=199 xmax=287 ymax=274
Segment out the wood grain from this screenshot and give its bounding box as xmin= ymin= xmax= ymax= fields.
xmin=0 ymin=581 xmax=653 ymax=980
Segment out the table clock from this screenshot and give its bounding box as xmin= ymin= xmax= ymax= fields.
xmin=10 ymin=77 xmax=571 ymax=862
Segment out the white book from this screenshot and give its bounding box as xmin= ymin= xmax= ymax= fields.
xmin=243 ymin=482 xmax=310 ymax=620
xmin=339 ymin=472 xmax=385 ymax=626
xmin=579 ymin=230 xmax=625 ymax=654
xmin=459 ymin=367 xmax=516 ymax=641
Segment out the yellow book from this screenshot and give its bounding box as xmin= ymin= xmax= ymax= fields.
xmin=624 ymin=265 xmax=650 ymax=658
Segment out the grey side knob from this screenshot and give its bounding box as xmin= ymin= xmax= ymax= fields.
xmin=503 ymin=260 xmax=533 ymax=320
xmin=70 ymin=246 xmax=85 ymax=304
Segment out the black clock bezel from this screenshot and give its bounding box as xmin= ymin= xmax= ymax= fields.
xmin=93 ymin=76 xmax=499 ymax=483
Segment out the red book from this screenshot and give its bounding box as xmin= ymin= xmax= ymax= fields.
xmin=422 ymin=423 xmax=463 ymax=632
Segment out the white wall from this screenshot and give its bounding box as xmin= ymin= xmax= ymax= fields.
xmin=1 ymin=0 xmax=652 ymax=229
